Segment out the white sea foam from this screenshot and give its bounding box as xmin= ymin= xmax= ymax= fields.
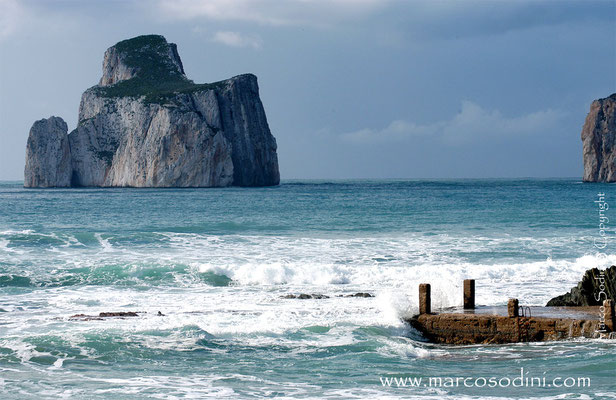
xmin=194 ymin=251 xmax=614 ymax=307
xmin=2 ymin=231 xmax=612 ymax=334
xmin=7 ymin=246 xmax=607 ymax=351
xmin=0 ymin=230 xmax=34 ymax=235
xmin=94 ymin=233 xmax=113 ymax=252
xmin=1 ymin=229 xmax=612 ymax=399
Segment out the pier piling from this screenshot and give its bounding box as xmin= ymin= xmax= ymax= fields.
xmin=419 ymin=283 xmax=431 ymax=314
xmin=508 ymin=298 xmax=519 ymax=317
xmin=463 ymin=279 xmax=475 ymax=309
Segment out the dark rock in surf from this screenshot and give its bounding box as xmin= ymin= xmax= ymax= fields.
xmin=281 ymin=293 xmax=330 ymax=299
xmin=546 ymin=266 xmax=615 ymax=306
xmin=69 ymin=311 xmax=141 ymax=321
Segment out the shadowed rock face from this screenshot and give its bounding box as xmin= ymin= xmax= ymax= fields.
xmin=24 ymin=34 xmax=279 ymax=188
xmin=24 ymin=117 xmax=71 ymax=188
xmin=582 ymin=94 xmax=616 ymax=182
xmin=547 ymin=266 xmax=615 ymax=306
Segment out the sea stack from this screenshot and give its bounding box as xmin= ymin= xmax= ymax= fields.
xmin=24 ymin=35 xmax=279 ymax=188
xmin=581 ymin=93 xmax=616 ymax=182
xmin=24 ymin=117 xmax=72 ymax=188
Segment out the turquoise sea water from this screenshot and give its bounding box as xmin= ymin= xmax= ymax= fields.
xmin=0 ymin=179 xmax=614 ymax=399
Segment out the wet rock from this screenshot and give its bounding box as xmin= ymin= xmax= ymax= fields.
xmin=98 ymin=311 xmax=139 ymax=317
xmin=281 ymin=293 xmax=330 ymax=299
xmin=68 ymin=314 xmax=102 ymax=321
xmin=547 ymin=266 xmax=615 ymax=306
xmin=69 ymin=311 xmax=141 ymax=321
xmin=283 ymin=292 xmax=374 ymax=299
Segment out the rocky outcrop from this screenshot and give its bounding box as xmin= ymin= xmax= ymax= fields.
xmin=281 ymin=292 xmax=374 ymax=299
xmin=582 ymin=94 xmax=616 ymax=182
xmin=68 ymin=311 xmax=164 ymax=321
xmin=341 ymin=292 xmax=374 ymax=298
xmin=24 ymin=117 xmax=72 ymax=188
xmin=547 ymin=266 xmax=615 ymax=306
xmin=281 ymin=293 xmax=330 ymax=299
xmin=24 ymin=35 xmax=279 ymax=188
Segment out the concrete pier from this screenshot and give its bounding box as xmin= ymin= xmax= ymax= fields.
xmin=407 ymin=281 xmax=613 ymax=345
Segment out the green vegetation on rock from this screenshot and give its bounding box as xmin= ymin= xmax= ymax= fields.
xmin=94 ymin=35 xmax=227 ymax=105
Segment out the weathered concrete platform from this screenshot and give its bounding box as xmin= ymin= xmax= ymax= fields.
xmin=407 ymin=280 xmax=615 ymax=345
xmin=409 ymin=311 xmax=600 ymax=345
xmin=448 ymin=305 xmax=601 ymax=320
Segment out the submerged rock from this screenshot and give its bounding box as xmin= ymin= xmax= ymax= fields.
xmin=582 ymin=93 xmax=616 ymax=182
xmin=25 ymin=34 xmax=279 ymax=188
xmin=98 ymin=311 xmax=139 ymax=317
xmin=282 ymin=292 xmax=374 ymax=299
xmin=547 ymin=266 xmax=615 ymax=306
xmin=24 ymin=117 xmax=71 ymax=188
xmin=69 ymin=311 xmax=141 ymax=321
xmin=345 ymin=292 xmax=374 ymax=298
xmin=281 ymin=293 xmax=330 ymax=299
xmin=335 ymin=292 xmax=374 ymax=298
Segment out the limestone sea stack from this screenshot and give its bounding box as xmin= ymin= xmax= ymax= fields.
xmin=24 ymin=35 xmax=279 ymax=187
xmin=24 ymin=117 xmax=72 ymax=188
xmin=581 ymin=93 xmax=616 ymax=182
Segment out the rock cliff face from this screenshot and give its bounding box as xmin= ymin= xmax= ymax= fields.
xmin=546 ymin=266 xmax=615 ymax=306
xmin=24 ymin=35 xmax=279 ymax=187
xmin=582 ymin=93 xmax=616 ymax=182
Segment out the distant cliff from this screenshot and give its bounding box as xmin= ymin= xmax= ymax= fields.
xmin=582 ymin=93 xmax=616 ymax=182
xmin=24 ymin=35 xmax=279 ymax=188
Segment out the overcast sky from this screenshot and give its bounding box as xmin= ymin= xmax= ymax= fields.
xmin=0 ymin=0 xmax=614 ymax=180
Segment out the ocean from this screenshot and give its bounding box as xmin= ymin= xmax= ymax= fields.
xmin=0 ymin=179 xmax=614 ymax=399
